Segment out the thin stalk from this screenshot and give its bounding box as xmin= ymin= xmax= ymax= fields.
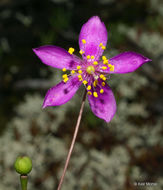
xmin=20 ymin=175 xmax=28 ymax=190
xmin=57 ymin=90 xmax=87 ymax=190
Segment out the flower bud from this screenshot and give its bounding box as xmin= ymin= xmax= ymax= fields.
xmin=14 ymin=156 xmax=32 ymax=175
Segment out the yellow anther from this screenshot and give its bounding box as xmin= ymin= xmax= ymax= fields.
xmin=101 ymin=46 xmax=106 ymax=50
xmin=71 ymin=70 xmax=75 ymax=74
xmin=99 ymin=43 xmax=103 ymax=47
xmin=82 ymin=39 xmax=86 ymax=44
xmin=77 ymin=65 xmax=81 ymax=70
xmin=102 ymin=76 xmax=106 ymax=81
xmin=62 ymin=74 xmax=68 ymax=79
xmin=79 ymin=50 xmax=84 ymax=55
xmin=68 ymin=47 xmax=75 ymax=54
xmin=93 ymin=80 xmax=98 ymax=87
xmin=103 ymin=59 xmax=108 ymax=65
xmin=102 ymin=66 xmax=107 ymax=70
xmin=102 ymin=56 xmax=107 ymax=60
xmin=78 ymin=70 xmax=82 ymax=74
xmin=91 ymin=55 xmax=95 ymax=59
xmin=87 ymin=85 xmax=91 ymax=90
xmin=93 ymin=61 xmax=98 ymax=65
xmin=78 ymin=74 xmax=82 ymax=79
xmin=93 ymin=92 xmax=98 ymax=98
xmin=83 ymin=80 xmax=88 ymax=85
xmin=87 ymin=91 xmax=92 ymax=96
xmin=110 ymin=66 xmax=114 ymax=72
xmin=100 ymin=74 xmax=105 ymax=79
xmin=100 ymin=89 xmax=104 ymax=94
xmin=63 ymin=77 xmax=69 ymax=83
xmin=62 ymin=68 xmax=67 ymax=72
xmin=102 ymin=82 xmax=105 ymax=86
xmin=109 ymin=64 xmax=115 ymax=72
xmin=86 ymin=66 xmax=95 ymax=74
xmin=87 ymin=55 xmax=91 ymax=59
xmin=78 ymin=74 xmax=83 ymax=81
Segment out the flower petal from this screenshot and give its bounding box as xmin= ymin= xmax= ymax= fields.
xmin=104 ymin=52 xmax=151 ymax=74
xmin=33 ymin=45 xmax=79 ymax=70
xmin=43 ymin=75 xmax=82 ymax=108
xmin=79 ymin=16 xmax=108 ymax=60
xmin=88 ymin=81 xmax=116 ymax=122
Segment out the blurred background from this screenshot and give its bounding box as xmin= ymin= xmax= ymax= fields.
xmin=0 ymin=0 xmax=163 ymax=189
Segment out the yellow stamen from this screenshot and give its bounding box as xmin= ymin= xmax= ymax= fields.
xmin=62 ymin=74 xmax=68 ymax=79
xmin=87 ymin=91 xmax=92 ymax=95
xmin=99 ymin=43 xmax=103 ymax=47
xmin=103 ymin=59 xmax=108 ymax=65
xmin=110 ymin=66 xmax=114 ymax=71
xmin=78 ymin=74 xmax=82 ymax=79
xmin=93 ymin=61 xmax=98 ymax=65
xmin=100 ymin=74 xmax=105 ymax=79
xmin=87 ymin=85 xmax=91 ymax=90
xmin=102 ymin=76 xmax=106 ymax=81
xmin=93 ymin=80 xmax=98 ymax=87
xmin=82 ymin=39 xmax=86 ymax=44
xmin=71 ymin=70 xmax=75 ymax=74
xmin=109 ymin=64 xmax=115 ymax=72
xmin=87 ymin=55 xmax=91 ymax=59
xmin=63 ymin=77 xmax=69 ymax=83
xmin=102 ymin=66 xmax=107 ymax=70
xmin=100 ymin=89 xmax=104 ymax=94
xmin=86 ymin=66 xmax=95 ymax=74
xmin=102 ymin=82 xmax=105 ymax=86
xmin=78 ymin=74 xmax=83 ymax=81
xmin=102 ymin=56 xmax=107 ymax=60
xmin=93 ymin=92 xmax=98 ymax=97
xmin=79 ymin=50 xmax=84 ymax=55
xmin=83 ymin=80 xmax=88 ymax=85
xmin=101 ymin=46 xmax=106 ymax=50
xmin=78 ymin=70 xmax=82 ymax=74
xmin=62 ymin=68 xmax=67 ymax=72
xmin=91 ymin=55 xmax=95 ymax=59
xmin=77 ymin=65 xmax=81 ymax=70
xmin=68 ymin=47 xmax=75 ymax=54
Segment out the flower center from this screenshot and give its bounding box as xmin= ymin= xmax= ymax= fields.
xmin=86 ymin=66 xmax=95 ymax=74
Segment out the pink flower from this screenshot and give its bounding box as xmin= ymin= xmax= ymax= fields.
xmin=33 ymin=16 xmax=151 ymax=122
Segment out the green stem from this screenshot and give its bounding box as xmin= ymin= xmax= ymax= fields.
xmin=20 ymin=175 xmax=28 ymax=190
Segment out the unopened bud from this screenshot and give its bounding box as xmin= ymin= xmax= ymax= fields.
xmin=14 ymin=156 xmax=32 ymax=175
